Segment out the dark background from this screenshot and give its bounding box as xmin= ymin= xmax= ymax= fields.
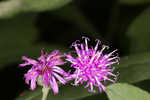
xmin=0 ymin=0 xmax=150 ymax=99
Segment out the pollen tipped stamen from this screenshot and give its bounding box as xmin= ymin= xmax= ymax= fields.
xmin=67 ymin=37 xmax=119 ymax=93
xmin=107 ymin=49 xmax=118 ymax=57
xmin=105 ymin=60 xmax=119 ymax=66
xmin=107 ymin=72 xmax=116 ymax=77
xmin=81 ymin=44 xmax=85 ymax=56
xmin=108 ymin=56 xmax=119 ymax=61
xmin=82 ymin=36 xmax=90 ymax=52
xmin=94 ymin=39 xmax=101 ymax=51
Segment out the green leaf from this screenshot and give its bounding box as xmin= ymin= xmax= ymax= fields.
xmin=16 ymin=85 xmax=93 ymax=100
xmin=119 ymin=62 xmax=150 ymax=83
xmin=0 ymin=44 xmax=66 ymax=70
xmin=22 ymin=0 xmax=72 ymax=12
xmin=126 ymin=7 xmax=150 ymax=54
xmin=0 ymin=13 xmax=37 ymax=69
xmin=118 ymin=52 xmax=150 ymax=68
xmin=117 ymin=52 xmax=150 ymax=83
xmin=0 ymin=13 xmax=37 ymax=47
xmin=0 ymin=13 xmax=67 ymax=69
xmin=119 ymin=0 xmax=150 ymax=5
xmin=51 ymin=4 xmax=102 ymax=40
xmin=106 ymin=83 xmax=150 ymax=100
xmin=0 ymin=0 xmax=72 ymax=19
xmin=0 ymin=0 xmax=21 ymax=18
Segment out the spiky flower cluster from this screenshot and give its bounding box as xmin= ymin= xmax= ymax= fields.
xmin=66 ymin=37 xmax=119 ymax=93
xmin=20 ymin=36 xmax=119 ymax=95
xmin=20 ymin=49 xmax=67 ymax=94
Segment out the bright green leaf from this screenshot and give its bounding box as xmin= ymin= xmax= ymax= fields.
xmin=126 ymin=7 xmax=150 ymax=54
xmin=0 ymin=0 xmax=21 ymax=18
xmin=22 ymin=0 xmax=72 ymax=12
xmin=0 ymin=0 xmax=72 ymax=19
xmin=106 ymin=83 xmax=150 ymax=100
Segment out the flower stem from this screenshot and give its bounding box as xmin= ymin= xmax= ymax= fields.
xmin=41 ymin=86 xmax=50 ymax=100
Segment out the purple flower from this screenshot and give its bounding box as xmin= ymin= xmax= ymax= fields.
xmin=66 ymin=37 xmax=119 ymax=93
xmin=20 ymin=49 xmax=67 ymax=94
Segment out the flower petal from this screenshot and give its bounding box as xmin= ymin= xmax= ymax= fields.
xmin=49 ymin=76 xmax=59 ymax=94
xmin=20 ymin=56 xmax=38 ymax=67
xmin=53 ymin=72 xmax=66 ymax=84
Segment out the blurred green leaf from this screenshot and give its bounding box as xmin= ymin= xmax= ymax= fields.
xmin=0 ymin=13 xmax=36 ymax=69
xmin=16 ymin=85 xmax=93 ymax=100
xmin=52 ymin=4 xmax=102 ymax=40
xmin=0 ymin=13 xmax=37 ymax=47
xmin=52 ymin=4 xmax=98 ymax=33
xmin=119 ymin=0 xmax=150 ymax=5
xmin=0 ymin=13 xmax=66 ymax=69
xmin=119 ymin=62 xmax=150 ymax=83
xmin=0 ymin=0 xmax=21 ymax=18
xmin=78 ymin=93 xmax=108 ymax=100
xmin=0 ymin=0 xmax=72 ymax=19
xmin=0 ymin=44 xmax=66 ymax=70
xmin=106 ymin=83 xmax=150 ymax=100
xmin=22 ymin=0 xmax=72 ymax=12
xmin=118 ymin=52 xmax=150 ymax=68
xmin=126 ymin=7 xmax=150 ymax=54
xmin=117 ymin=52 xmax=150 ymax=83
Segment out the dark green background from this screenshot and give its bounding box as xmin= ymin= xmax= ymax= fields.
xmin=0 ymin=0 xmax=150 ymax=100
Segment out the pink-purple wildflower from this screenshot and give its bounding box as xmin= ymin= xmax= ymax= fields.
xmin=66 ymin=37 xmax=119 ymax=93
xmin=20 ymin=49 xmax=67 ymax=94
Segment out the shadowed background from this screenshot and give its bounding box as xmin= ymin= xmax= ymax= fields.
xmin=0 ymin=0 xmax=150 ymax=100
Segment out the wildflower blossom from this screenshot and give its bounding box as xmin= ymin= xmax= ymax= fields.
xmin=20 ymin=49 xmax=67 ymax=94
xmin=66 ymin=37 xmax=119 ymax=93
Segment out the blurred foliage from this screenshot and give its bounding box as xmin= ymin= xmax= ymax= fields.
xmin=126 ymin=7 xmax=150 ymax=54
xmin=0 ymin=0 xmax=72 ymax=18
xmin=117 ymin=52 xmax=150 ymax=83
xmin=119 ymin=0 xmax=150 ymax=5
xmin=0 ymin=0 xmax=150 ymax=100
xmin=0 ymin=13 xmax=66 ymax=70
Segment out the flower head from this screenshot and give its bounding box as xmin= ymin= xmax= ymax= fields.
xmin=20 ymin=49 xmax=67 ymax=94
xmin=66 ymin=37 xmax=119 ymax=93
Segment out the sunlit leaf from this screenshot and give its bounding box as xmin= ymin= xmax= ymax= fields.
xmin=22 ymin=0 xmax=72 ymax=12
xmin=106 ymin=83 xmax=150 ymax=100
xmin=0 ymin=0 xmax=21 ymax=18
xmin=0 ymin=0 xmax=72 ymax=19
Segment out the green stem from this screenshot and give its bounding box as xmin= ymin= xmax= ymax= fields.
xmin=41 ymin=86 xmax=50 ymax=100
